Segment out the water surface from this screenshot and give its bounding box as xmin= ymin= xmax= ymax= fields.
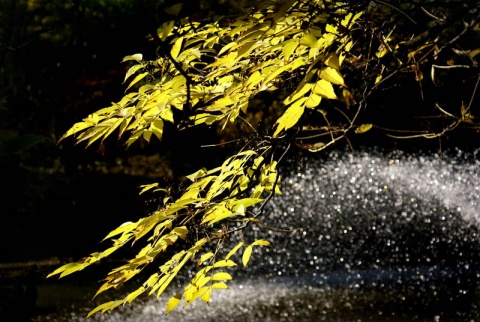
xmin=33 ymin=147 xmax=480 ymax=321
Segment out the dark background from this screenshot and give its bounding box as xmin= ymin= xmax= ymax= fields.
xmin=0 ymin=0 xmax=227 ymax=264
xmin=0 ymin=0 xmax=478 ymax=272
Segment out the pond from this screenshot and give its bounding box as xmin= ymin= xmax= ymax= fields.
xmin=22 ymin=147 xmax=480 ymax=321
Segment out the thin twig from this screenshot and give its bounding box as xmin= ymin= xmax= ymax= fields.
xmin=375 ymin=0 xmax=417 ymax=25
xmin=466 ymin=74 xmax=480 ymax=111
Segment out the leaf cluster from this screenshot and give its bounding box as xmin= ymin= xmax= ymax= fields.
xmin=49 ymin=0 xmax=480 ymax=317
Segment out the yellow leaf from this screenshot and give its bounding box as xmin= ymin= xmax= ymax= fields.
xmin=126 ymin=72 xmax=149 ymax=91
xmin=341 ymin=12 xmax=363 ymax=28
xmin=123 ymin=64 xmax=144 ymax=83
xmin=171 ymin=37 xmax=183 ymax=60
xmin=194 ymin=275 xmax=212 ymax=288
xmin=300 ymin=33 xmax=319 ymax=49
xmin=319 ymin=67 xmax=345 ymax=86
xmin=225 ymin=242 xmax=244 ymax=260
xmin=264 ymin=63 xmax=290 ymax=85
xmin=212 ymin=272 xmax=233 ymax=281
xmin=202 ymin=287 xmax=212 ymax=303
xmin=236 ymin=40 xmax=257 ymax=58
xmin=468 ymin=48 xmax=480 ymax=59
xmin=207 ymin=52 xmax=237 ymax=69
xmin=324 ymin=53 xmax=340 ymax=69
xmin=343 ymin=40 xmax=354 ymax=53
xmin=57 ymin=121 xmax=91 ymax=142
xmin=213 ymin=259 xmax=237 ymax=268
xmin=302 ymin=141 xmax=326 ymax=152
xmin=283 ymin=40 xmax=298 ymax=61
xmin=342 ymin=88 xmax=355 ymax=107
xmin=273 ymin=98 xmax=307 ymax=137
xmin=246 ymin=71 xmax=263 ymax=90
xmin=228 ymin=198 xmax=263 ymax=211
xmin=325 ymin=24 xmax=337 ymax=34
xmin=102 ymin=221 xmax=137 ymax=241
xmin=47 ymin=262 xmax=82 ymax=278
xmin=313 ymin=79 xmax=337 ymax=99
xmin=306 ymin=93 xmax=322 ymax=108
xmin=242 ymin=245 xmax=253 ymax=267
xmin=376 ymin=45 xmax=388 ymax=58
xmin=186 ymin=168 xmax=208 ymax=181
xmin=201 ymin=204 xmax=233 ymax=225
xmin=284 ymin=83 xmax=313 ymax=105
xmin=185 ymin=286 xmax=209 ymax=305
xmin=217 ymin=41 xmax=237 ymax=56
xmin=125 ymin=286 xmax=145 ymax=303
xmin=172 ymin=226 xmax=188 ymax=239
xmin=355 ymin=123 xmax=373 ymax=134
xmin=150 ymin=119 xmax=164 ymax=141
xmin=212 ymin=282 xmax=228 ymax=289
xmin=251 ymin=239 xmax=271 ymax=247
xmin=158 ymin=20 xmax=175 ymax=41
xmin=197 ymin=252 xmax=215 ymax=266
xmin=121 ymin=53 xmax=143 ymax=63
xmin=166 ymin=293 xmax=182 ymax=314
xmin=87 ymin=300 xmax=123 ymax=318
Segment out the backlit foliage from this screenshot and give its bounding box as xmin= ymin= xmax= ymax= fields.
xmin=48 ymin=0 xmax=479 ymax=317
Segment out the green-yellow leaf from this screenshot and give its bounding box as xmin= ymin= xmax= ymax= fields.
xmin=303 ymin=141 xmax=326 ymax=152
